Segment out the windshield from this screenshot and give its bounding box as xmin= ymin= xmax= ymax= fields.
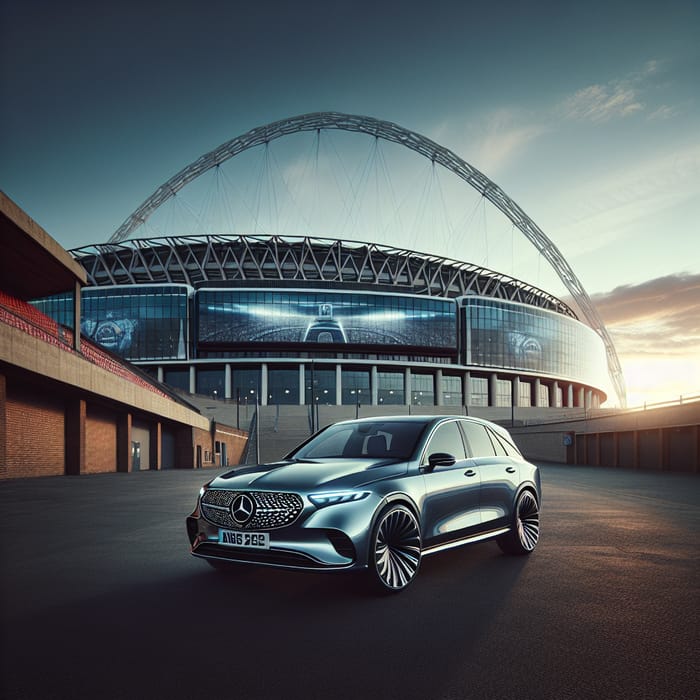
xmin=290 ymin=421 xmax=427 ymax=460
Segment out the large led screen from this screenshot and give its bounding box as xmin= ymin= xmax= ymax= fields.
xmin=462 ymin=298 xmax=608 ymax=387
xmin=79 ymin=286 xmax=189 ymax=360
xmin=198 ymin=290 xmax=456 ymax=349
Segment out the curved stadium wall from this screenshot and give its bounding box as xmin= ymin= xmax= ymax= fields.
xmin=32 ymin=235 xmax=609 ymax=410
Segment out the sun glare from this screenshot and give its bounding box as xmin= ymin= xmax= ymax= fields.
xmin=621 ymin=355 xmax=700 ymax=407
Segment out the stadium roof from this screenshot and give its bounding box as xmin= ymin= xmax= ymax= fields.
xmin=71 ymin=234 xmax=576 ymax=318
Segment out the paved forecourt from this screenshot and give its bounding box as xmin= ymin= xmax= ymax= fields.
xmin=1 ymin=463 xmax=698 ymax=700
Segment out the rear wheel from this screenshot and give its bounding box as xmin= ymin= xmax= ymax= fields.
xmin=369 ymin=504 xmax=422 ymax=593
xmin=498 ymin=490 xmax=540 ymax=555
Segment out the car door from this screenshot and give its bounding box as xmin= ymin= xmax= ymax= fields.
xmin=420 ymin=419 xmax=482 ymax=548
xmin=459 ymin=420 xmax=520 ymax=530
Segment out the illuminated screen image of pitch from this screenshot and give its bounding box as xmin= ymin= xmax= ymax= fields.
xmin=198 ymin=291 xmax=457 ymax=349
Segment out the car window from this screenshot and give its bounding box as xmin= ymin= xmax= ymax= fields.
xmin=423 ymin=421 xmax=467 ymax=464
xmin=487 ymin=431 xmax=508 ymax=456
xmin=488 ymin=428 xmax=522 ymax=457
xmin=293 ymin=421 xmax=426 ymax=460
xmin=301 ymin=426 xmax=355 ymax=458
xmin=460 ymin=421 xmax=496 ymax=458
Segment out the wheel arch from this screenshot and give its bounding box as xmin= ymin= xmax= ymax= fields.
xmin=362 ymin=492 xmax=422 ymax=567
xmin=512 ymin=481 xmax=541 ymax=513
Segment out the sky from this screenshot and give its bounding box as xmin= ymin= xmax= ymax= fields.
xmin=1 ymin=0 xmax=698 ymax=407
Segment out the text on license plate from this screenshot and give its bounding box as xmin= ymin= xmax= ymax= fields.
xmin=219 ymin=530 xmax=270 ymax=549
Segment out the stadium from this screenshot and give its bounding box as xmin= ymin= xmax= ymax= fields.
xmin=32 ymin=113 xmax=623 ymax=432
xmin=34 ymin=233 xmax=610 ymax=413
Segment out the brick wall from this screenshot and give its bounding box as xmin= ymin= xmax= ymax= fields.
xmin=0 ymin=375 xmax=6 ymax=478
xmin=188 ymin=425 xmax=249 ymax=470
xmin=225 ymin=431 xmax=247 ymax=466
xmin=86 ymin=404 xmax=117 ymax=474
xmin=0 ymin=372 xmax=245 ymax=477
xmin=5 ymin=383 xmax=65 ymax=478
xmin=193 ymin=426 xmax=215 ymax=468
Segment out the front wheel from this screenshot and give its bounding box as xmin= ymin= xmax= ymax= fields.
xmin=498 ymin=490 xmax=540 ymax=555
xmin=369 ymin=504 xmax=422 ymax=593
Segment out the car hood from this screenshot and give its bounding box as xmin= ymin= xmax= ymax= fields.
xmin=207 ymin=458 xmax=408 ymax=492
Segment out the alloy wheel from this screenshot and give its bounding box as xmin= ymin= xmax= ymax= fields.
xmin=515 ymin=490 xmax=540 ymax=551
xmin=372 ymin=505 xmax=421 ymax=591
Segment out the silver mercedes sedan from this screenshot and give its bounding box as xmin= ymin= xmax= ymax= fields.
xmin=186 ymin=415 xmax=541 ymax=592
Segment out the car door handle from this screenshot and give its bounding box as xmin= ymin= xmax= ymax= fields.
xmin=464 ymin=469 xmax=477 ymax=477
xmin=505 ymin=467 xmax=516 ymax=474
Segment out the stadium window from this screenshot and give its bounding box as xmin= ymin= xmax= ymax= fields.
xmin=441 ymin=376 xmax=462 ymax=406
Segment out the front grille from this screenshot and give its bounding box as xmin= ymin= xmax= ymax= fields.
xmin=201 ymin=489 xmax=304 ymax=530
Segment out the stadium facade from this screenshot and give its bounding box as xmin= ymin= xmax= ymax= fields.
xmin=33 ymin=234 xmax=610 ymax=413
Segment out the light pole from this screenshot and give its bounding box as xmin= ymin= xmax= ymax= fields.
xmin=310 ymin=361 xmax=316 ymax=433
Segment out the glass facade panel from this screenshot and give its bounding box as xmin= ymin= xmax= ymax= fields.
xmin=305 ymin=368 xmax=336 ymax=405
xmin=269 ymin=368 xmax=299 ymax=405
xmin=33 ymin=285 xmax=189 ymax=361
xmin=441 ymin=376 xmax=463 ymax=406
xmin=461 ymin=298 xmax=607 ymax=389
xmin=84 ymin=286 xmax=189 ymax=361
xmin=470 ymin=377 xmax=488 ymax=407
xmin=539 ymin=383 xmax=550 ymax=407
xmin=411 ymin=374 xmax=434 ymax=406
xmin=232 ymin=369 xmax=260 ymax=405
xmin=198 ymin=290 xmax=456 ymax=350
xmin=197 ymin=368 xmax=224 ymax=397
xmin=31 ymin=293 xmax=74 ymax=328
xmin=164 ymin=368 xmax=190 ymax=392
xmin=496 ymin=379 xmax=512 ymax=407
xmin=519 ymin=381 xmax=532 ymax=407
xmin=378 ymin=372 xmax=404 ymax=405
xmin=341 ymin=370 xmax=370 ymax=406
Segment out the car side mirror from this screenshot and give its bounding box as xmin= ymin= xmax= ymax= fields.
xmin=426 ymin=452 xmax=456 ymax=471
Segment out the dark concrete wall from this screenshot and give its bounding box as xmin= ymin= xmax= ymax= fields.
xmin=511 ymin=401 xmax=700 ymax=472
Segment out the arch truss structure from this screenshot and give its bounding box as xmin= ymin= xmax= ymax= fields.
xmin=107 ymin=112 xmax=626 ymax=406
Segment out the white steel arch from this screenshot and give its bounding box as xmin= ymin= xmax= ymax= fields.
xmin=108 ymin=112 xmax=626 ymax=406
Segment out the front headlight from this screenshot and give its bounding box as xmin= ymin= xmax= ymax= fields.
xmin=308 ymin=491 xmax=370 ymax=508
xmin=197 ymin=483 xmax=211 ymax=505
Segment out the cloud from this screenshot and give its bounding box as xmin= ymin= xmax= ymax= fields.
xmin=473 ymin=119 xmax=546 ymax=175
xmin=433 ymin=109 xmax=547 ymax=176
xmin=648 ymin=105 xmax=679 ymax=121
xmin=559 ymin=59 xmax=670 ymax=123
xmin=585 ymin=273 xmax=700 ymax=404
xmin=590 ymin=273 xmax=700 ymax=357
xmin=562 ymin=83 xmax=643 ymax=123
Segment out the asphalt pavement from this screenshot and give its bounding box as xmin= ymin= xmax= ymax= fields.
xmin=1 ymin=464 xmax=698 ymax=700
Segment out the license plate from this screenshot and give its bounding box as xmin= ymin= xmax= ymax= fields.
xmin=219 ymin=530 xmax=270 ymax=549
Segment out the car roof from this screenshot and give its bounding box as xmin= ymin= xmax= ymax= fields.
xmin=337 ymin=415 xmax=500 ymax=428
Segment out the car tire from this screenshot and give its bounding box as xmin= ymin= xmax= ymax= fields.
xmin=369 ymin=504 xmax=422 ymax=593
xmin=497 ymin=489 xmax=540 ymax=555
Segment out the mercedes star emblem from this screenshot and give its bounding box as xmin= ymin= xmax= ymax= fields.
xmin=231 ymin=493 xmax=255 ymax=525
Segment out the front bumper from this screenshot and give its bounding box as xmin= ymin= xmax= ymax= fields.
xmin=186 ymin=491 xmax=378 ymax=572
